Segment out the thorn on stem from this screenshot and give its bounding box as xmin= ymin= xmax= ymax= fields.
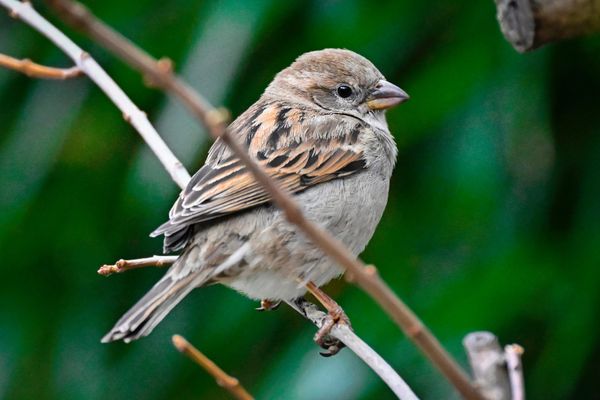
xmin=144 ymin=57 xmax=174 ymax=87
xmin=364 ymin=264 xmax=378 ymax=276
xmin=157 ymin=57 xmax=173 ymax=74
xmin=207 ymin=108 xmax=230 ymax=131
xmin=406 ymin=322 xmax=424 ymax=339
xmin=72 ymin=1 xmax=89 ymax=20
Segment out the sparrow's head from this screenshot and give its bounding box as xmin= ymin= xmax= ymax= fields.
xmin=265 ymin=48 xmax=409 ymax=118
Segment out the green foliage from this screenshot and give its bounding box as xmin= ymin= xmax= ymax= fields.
xmin=1 ymin=0 xmax=599 ymax=399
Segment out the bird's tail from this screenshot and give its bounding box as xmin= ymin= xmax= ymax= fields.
xmin=101 ymin=257 xmax=209 ymax=343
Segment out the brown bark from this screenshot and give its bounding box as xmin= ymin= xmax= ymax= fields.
xmin=495 ymin=0 xmax=600 ymax=52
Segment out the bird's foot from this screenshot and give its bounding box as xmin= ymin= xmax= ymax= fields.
xmin=291 ymin=296 xmax=348 ymax=357
xmin=255 ymin=299 xmax=281 ymax=311
xmin=304 ymin=282 xmax=352 ymax=357
xmin=314 ymin=305 xmax=349 ymax=357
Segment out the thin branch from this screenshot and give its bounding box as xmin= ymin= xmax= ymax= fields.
xmin=504 ymin=344 xmax=525 ymax=400
xmin=44 ymin=0 xmax=226 ymax=129
xmin=40 ymin=2 xmax=482 ymax=397
xmin=0 ymin=3 xmax=421 ymax=397
xmin=172 ymin=335 xmax=254 ymax=400
xmin=0 ymin=53 xmax=81 ymax=78
xmin=463 ymin=332 xmax=511 ymax=400
xmin=98 ymin=255 xmax=178 ymax=276
xmin=288 ymin=299 xmax=420 ymax=400
xmin=98 ymin=257 xmax=418 ymax=399
xmin=0 ymin=0 xmax=190 ymax=188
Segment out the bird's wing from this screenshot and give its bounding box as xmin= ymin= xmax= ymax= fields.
xmin=151 ymin=103 xmax=367 ymax=252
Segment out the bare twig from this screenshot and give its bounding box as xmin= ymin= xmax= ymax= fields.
xmin=463 ymin=332 xmax=511 ymax=400
xmin=495 ymin=0 xmax=600 ymax=52
xmin=98 ymin=255 xmax=178 ymax=276
xmin=0 ymin=0 xmax=190 ymax=188
xmin=172 ymin=335 xmax=254 ymax=400
xmin=505 ymin=344 xmax=525 ymax=400
xmin=288 ymin=299 xmax=420 ymax=400
xmin=40 ymin=2 xmax=482 ymax=397
xmin=44 ymin=0 xmax=227 ymax=130
xmin=98 ymin=257 xmax=416 ymax=399
xmin=0 ymin=3 xmax=421 ymax=397
xmin=0 ymin=53 xmax=81 ymax=79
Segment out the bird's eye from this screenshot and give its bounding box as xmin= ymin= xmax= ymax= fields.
xmin=336 ymin=85 xmax=353 ymax=98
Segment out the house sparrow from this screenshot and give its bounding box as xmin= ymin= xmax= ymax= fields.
xmin=102 ymin=48 xmax=408 ymax=343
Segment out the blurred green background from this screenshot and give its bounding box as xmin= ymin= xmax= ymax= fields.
xmin=1 ymin=0 xmax=599 ymax=399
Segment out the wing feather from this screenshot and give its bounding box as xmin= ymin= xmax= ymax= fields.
xmin=152 ymin=103 xmax=368 ymax=252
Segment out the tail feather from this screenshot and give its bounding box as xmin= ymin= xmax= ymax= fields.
xmin=101 ymin=264 xmax=208 ymax=343
xmin=102 ymin=243 xmax=250 ymax=343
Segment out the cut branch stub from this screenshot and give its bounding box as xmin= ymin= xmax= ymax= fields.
xmin=463 ymin=331 xmax=511 ymax=400
xmin=495 ymin=0 xmax=600 ymax=52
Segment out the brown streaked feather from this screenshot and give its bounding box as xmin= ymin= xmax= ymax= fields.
xmin=152 ymin=103 xmax=368 ymax=252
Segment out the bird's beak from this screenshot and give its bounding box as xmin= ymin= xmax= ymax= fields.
xmin=366 ymin=80 xmax=409 ymax=110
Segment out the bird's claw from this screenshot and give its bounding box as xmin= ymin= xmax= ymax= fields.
xmin=314 ymin=307 xmax=350 ymax=357
xmin=318 ymin=335 xmax=346 ymax=357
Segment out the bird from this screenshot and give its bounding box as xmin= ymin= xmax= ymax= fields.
xmin=102 ymin=48 xmax=409 ymax=344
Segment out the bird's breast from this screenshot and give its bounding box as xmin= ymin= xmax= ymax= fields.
xmin=296 ymin=166 xmax=391 ymax=255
